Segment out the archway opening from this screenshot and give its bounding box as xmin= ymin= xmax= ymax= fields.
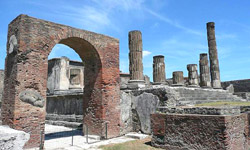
xmin=44 ymin=37 xmax=102 ymax=148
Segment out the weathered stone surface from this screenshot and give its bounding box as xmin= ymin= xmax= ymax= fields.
xmin=8 ymin=35 xmax=17 ymax=54
xmin=172 ymin=71 xmax=184 ymax=85
xmin=153 ymin=55 xmax=166 ymax=83
xmin=151 ymin=113 xmax=249 ymax=150
xmin=46 ymin=94 xmax=83 ymax=115
xmin=222 ymin=79 xmax=250 ymax=92
xmin=47 ymin=57 xmax=84 ymax=95
xmin=129 ymin=30 xmax=144 ymax=81
xmin=226 ymin=84 xmax=234 ymax=94
xmin=120 ymin=91 xmax=132 ymax=135
xmin=1 ymin=14 xmax=121 ymax=148
xmin=187 ymin=64 xmax=199 ymax=86
xmin=207 ymin=22 xmax=221 ymax=88
xmin=0 ymin=70 xmax=4 ymax=105
xmin=0 ymin=125 xmax=30 ymax=150
xmin=132 ymin=92 xmax=159 ymax=134
xmin=199 ymin=53 xmax=211 ymax=87
xmin=19 ymin=90 xmax=45 ymax=108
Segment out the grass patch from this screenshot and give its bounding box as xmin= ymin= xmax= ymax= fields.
xmin=99 ymin=137 xmax=163 ymax=150
xmin=195 ymin=101 xmax=250 ymax=107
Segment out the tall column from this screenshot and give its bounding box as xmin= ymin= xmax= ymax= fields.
xmin=153 ymin=55 xmax=166 ymax=84
xmin=129 ymin=30 xmax=144 ymax=80
xmin=187 ymin=64 xmax=199 ymax=87
xmin=172 ymin=71 xmax=184 ymax=86
xmin=207 ymin=22 xmax=221 ymax=88
xmin=199 ymin=53 xmax=211 ymax=88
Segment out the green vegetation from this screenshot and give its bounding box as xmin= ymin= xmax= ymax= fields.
xmin=99 ymin=137 xmax=163 ymax=150
xmin=195 ymin=101 xmax=250 ymax=107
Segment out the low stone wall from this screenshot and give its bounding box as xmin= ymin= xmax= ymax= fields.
xmin=222 ymin=79 xmax=250 ymax=92
xmin=151 ymin=113 xmax=249 ymax=150
xmin=46 ymin=94 xmax=83 ymax=115
xmin=0 ymin=125 xmax=30 ymax=150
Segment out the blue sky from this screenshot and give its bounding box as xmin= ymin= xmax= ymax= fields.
xmin=0 ymin=0 xmax=249 ymax=81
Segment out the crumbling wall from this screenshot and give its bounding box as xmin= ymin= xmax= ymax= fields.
xmin=120 ymin=87 xmax=179 ymax=134
xmin=151 ymin=113 xmax=249 ymax=150
xmin=0 ymin=70 xmax=4 ymax=105
xmin=222 ymin=79 xmax=250 ymax=92
xmin=46 ymin=94 xmax=83 ymax=115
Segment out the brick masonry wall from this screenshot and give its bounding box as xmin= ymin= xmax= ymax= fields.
xmin=151 ymin=113 xmax=249 ymax=150
xmin=1 ymin=14 xmax=121 ymax=148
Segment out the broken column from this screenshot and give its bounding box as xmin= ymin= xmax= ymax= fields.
xmin=172 ymin=71 xmax=184 ymax=86
xmin=187 ymin=64 xmax=199 ymax=87
xmin=199 ymin=53 xmax=211 ymax=88
xmin=153 ymin=55 xmax=166 ymax=84
xmin=128 ymin=30 xmax=145 ymax=88
xmin=207 ymin=22 xmax=221 ymax=88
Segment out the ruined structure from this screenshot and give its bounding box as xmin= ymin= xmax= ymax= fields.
xmin=0 ymin=70 xmax=4 ymax=105
xmin=128 ymin=30 xmax=145 ymax=88
xmin=207 ymin=22 xmax=221 ymax=88
xmin=1 ymin=15 xmax=249 ymax=150
xmin=172 ymin=71 xmax=184 ymax=85
xmin=153 ymin=55 xmax=166 ymax=84
xmin=1 ymin=14 xmax=121 ymax=148
xmin=199 ymin=53 xmax=211 ymax=88
xmin=187 ymin=64 xmax=199 ymax=86
xmin=47 ymin=57 xmax=84 ymax=95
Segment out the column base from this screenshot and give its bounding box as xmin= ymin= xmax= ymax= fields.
xmin=171 ymin=84 xmax=184 ymax=87
xmin=187 ymin=85 xmax=200 ymax=88
xmin=127 ymin=80 xmax=145 ymax=89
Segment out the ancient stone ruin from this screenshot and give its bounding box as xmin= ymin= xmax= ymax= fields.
xmin=0 ymin=15 xmax=250 ymax=150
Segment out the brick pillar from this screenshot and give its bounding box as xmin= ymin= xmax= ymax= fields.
xmin=187 ymin=64 xmax=199 ymax=87
xmin=199 ymin=53 xmax=211 ymax=88
xmin=172 ymin=71 xmax=184 ymax=86
xmin=207 ymin=22 xmax=221 ymax=88
xmin=153 ymin=55 xmax=166 ymax=84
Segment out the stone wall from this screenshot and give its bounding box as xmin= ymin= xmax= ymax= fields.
xmin=46 ymin=94 xmax=83 ymax=115
xmin=0 ymin=70 xmax=4 ymax=105
xmin=222 ymin=79 xmax=250 ymax=92
xmin=151 ymin=113 xmax=249 ymax=150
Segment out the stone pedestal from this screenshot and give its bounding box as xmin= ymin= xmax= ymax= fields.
xmin=153 ymin=55 xmax=166 ymax=84
xmin=207 ymin=22 xmax=221 ymax=89
xmin=187 ymin=64 xmax=199 ymax=87
xmin=127 ymin=80 xmax=145 ymax=89
xmin=172 ymin=71 xmax=184 ymax=86
xmin=199 ymin=53 xmax=211 ymax=88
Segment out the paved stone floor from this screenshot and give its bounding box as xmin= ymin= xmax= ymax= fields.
xmin=28 ymin=124 xmax=136 ymax=150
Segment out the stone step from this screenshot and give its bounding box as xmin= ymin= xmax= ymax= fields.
xmin=45 ymin=120 xmax=82 ymax=128
xmin=46 ymin=114 xmax=83 ymax=123
xmin=125 ymin=132 xmax=149 ymax=139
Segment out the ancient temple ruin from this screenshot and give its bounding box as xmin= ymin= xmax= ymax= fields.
xmin=1 ymin=15 xmax=250 ymax=150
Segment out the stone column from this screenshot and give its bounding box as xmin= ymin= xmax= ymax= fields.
xmin=153 ymin=55 xmax=166 ymax=84
xmin=172 ymin=71 xmax=184 ymax=86
xmin=207 ymin=22 xmax=221 ymax=88
xmin=187 ymin=64 xmax=199 ymax=87
xmin=199 ymin=53 xmax=211 ymax=88
xmin=128 ymin=30 xmax=145 ymax=88
xmin=129 ymin=30 xmax=144 ymax=80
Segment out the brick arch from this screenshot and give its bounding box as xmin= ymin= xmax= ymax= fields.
xmin=1 ymin=14 xmax=121 ymax=149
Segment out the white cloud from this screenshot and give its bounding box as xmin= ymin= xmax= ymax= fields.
xmin=143 ymin=50 xmax=152 ymax=57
